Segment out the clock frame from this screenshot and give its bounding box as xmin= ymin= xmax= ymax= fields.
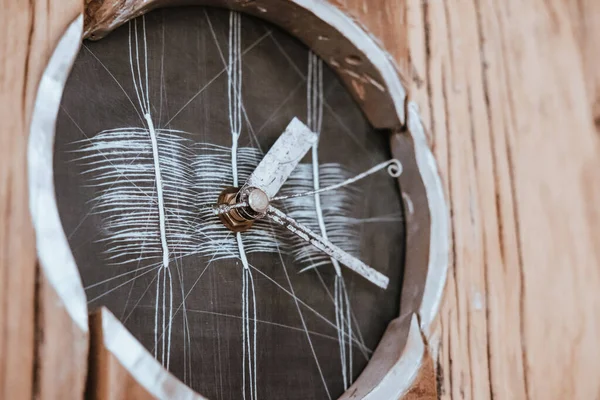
xmin=29 ymin=1 xmax=448 ymax=399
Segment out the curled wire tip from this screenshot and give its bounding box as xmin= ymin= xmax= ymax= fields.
xmin=386 ymin=159 xmax=403 ymax=178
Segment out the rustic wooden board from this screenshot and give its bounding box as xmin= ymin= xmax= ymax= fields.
xmin=2 ymin=0 xmax=600 ymax=399
xmin=397 ymin=0 xmax=600 ymax=398
xmin=0 ymin=1 xmax=85 ymax=399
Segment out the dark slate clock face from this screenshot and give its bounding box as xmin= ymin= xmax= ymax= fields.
xmin=54 ymin=6 xmax=405 ymax=399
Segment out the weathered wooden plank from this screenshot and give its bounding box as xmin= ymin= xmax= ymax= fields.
xmin=403 ymin=0 xmax=600 ymax=398
xmin=0 ymin=1 xmax=83 ymax=399
xmin=0 ymin=1 xmax=87 ymax=399
xmin=88 ymin=308 xmax=204 ymax=400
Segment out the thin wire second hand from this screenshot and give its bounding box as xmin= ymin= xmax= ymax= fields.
xmin=272 ymin=158 xmax=402 ymax=201
xmin=210 ymin=158 xmax=403 ymax=216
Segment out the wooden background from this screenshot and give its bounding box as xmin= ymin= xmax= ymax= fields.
xmin=1 ymin=0 xmax=599 ymax=399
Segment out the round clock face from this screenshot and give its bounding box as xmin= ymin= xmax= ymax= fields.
xmin=54 ymin=7 xmax=405 ymax=399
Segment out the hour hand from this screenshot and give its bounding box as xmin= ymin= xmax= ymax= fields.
xmin=216 ymin=117 xmax=317 ymax=232
xmin=266 ymin=205 xmax=389 ymax=289
xmin=242 ymin=117 xmax=317 ymax=199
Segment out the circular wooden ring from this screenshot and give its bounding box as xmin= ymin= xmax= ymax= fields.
xmin=29 ymin=1 xmax=449 ymax=398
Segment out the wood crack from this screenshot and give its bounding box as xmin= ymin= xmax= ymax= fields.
xmin=441 ymin=59 xmax=462 ymax=400
xmin=422 ymin=0 xmax=435 ymax=144
xmin=442 ymin=0 xmax=456 ymax=86
xmin=441 ymin=68 xmax=458 ymax=326
xmin=22 ymin=0 xmax=36 ymax=120
xmin=32 ymin=265 xmax=42 ymax=399
xmin=465 ymin=86 xmax=478 ymax=400
xmin=0 ymin=174 xmax=11 ymax=398
xmin=436 ymin=350 xmax=444 ymax=397
xmin=491 ymin=3 xmax=530 ymax=399
xmin=447 ymin=321 xmax=454 ymax=398
xmin=472 ymin=0 xmax=496 ymax=398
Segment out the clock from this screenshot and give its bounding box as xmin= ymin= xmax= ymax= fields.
xmin=28 ymin=2 xmax=448 ymax=399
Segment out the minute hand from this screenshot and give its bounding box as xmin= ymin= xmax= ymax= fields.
xmin=266 ymin=205 xmax=389 ymax=289
xmin=243 ymin=117 xmax=317 ymax=199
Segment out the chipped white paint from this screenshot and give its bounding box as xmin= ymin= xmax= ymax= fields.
xmin=243 ymin=117 xmax=318 ymax=199
xmin=294 ymin=0 xmax=407 ymax=123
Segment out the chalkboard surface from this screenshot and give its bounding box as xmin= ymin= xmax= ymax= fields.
xmin=54 ymin=7 xmax=405 ymax=399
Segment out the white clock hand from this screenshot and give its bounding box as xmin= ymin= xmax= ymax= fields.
xmin=216 ymin=117 xmax=317 ymax=231
xmin=216 ymin=117 xmax=391 ymax=289
xmin=242 ymin=117 xmax=317 ymax=199
xmin=214 ymin=158 xmax=402 ymax=216
xmin=266 ymin=205 xmax=389 ymax=290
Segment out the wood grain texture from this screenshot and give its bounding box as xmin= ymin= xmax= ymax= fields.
xmin=0 ymin=0 xmax=83 ymax=399
xmin=396 ymin=0 xmax=600 ymax=398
